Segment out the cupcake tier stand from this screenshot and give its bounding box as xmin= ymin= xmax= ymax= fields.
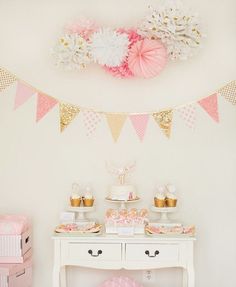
xmin=105 ymin=197 xmax=140 ymax=209
xmin=151 ymin=206 xmax=178 ymax=224
xmin=67 ymin=206 xmax=95 ymax=222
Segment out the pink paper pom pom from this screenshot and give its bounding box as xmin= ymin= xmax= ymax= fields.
xmin=104 ymin=29 xmax=142 ymax=79
xmin=128 ymin=39 xmax=168 ymax=78
xmin=99 ymin=276 xmax=143 ymax=287
xmin=65 ymin=18 xmax=99 ymax=40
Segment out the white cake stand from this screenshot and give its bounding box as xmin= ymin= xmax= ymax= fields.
xmin=105 ymin=197 xmax=140 ymax=209
xmin=67 ymin=206 xmax=95 ymax=222
xmin=150 ymin=206 xmax=178 ymax=224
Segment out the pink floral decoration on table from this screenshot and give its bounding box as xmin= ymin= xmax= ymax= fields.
xmin=128 ymin=39 xmax=168 ymax=78
xmin=65 ymin=18 xmax=99 ymax=40
xmin=99 ymin=276 xmax=143 ymax=287
xmin=104 ymin=29 xmax=142 ymax=78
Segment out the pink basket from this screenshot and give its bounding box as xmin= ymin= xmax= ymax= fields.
xmin=99 ymin=276 xmax=143 ymax=287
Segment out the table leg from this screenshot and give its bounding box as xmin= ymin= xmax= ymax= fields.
xmin=183 ymin=268 xmax=188 ymax=287
xmin=60 ymin=265 xmax=67 ymax=287
xmin=183 ymin=265 xmax=195 ymax=287
xmin=187 ymin=264 xmax=195 ymax=287
xmin=53 ymin=264 xmax=60 ymax=287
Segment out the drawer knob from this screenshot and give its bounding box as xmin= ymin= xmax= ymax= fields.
xmin=145 ymin=250 xmax=159 ymax=257
xmin=88 ymin=249 xmax=103 ymax=257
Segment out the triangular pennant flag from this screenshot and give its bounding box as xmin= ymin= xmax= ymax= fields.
xmin=198 ymin=93 xmax=219 ymax=122
xmin=129 ymin=114 xmax=149 ymax=141
xmin=0 ymin=68 xmax=17 ymax=92
xmin=106 ymin=113 xmax=127 ymax=142
xmin=177 ymin=104 xmax=196 ymax=129
xmin=153 ymin=109 xmax=173 ymax=138
xmin=59 ymin=102 xmax=80 ymax=132
xmin=14 ymin=81 xmax=36 ymax=109
xmin=36 ymin=93 xmax=58 ymax=122
xmin=218 ymin=81 xmax=236 ymax=105
xmin=82 ymin=110 xmax=102 ymax=137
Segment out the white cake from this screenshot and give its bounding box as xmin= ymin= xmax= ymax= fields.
xmin=108 ymin=185 xmax=137 ymax=200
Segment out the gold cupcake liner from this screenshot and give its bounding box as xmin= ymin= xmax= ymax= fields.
xmin=83 ymin=198 xmax=94 ymax=207
xmin=154 ymin=198 xmax=166 ymax=208
xmin=166 ymin=198 xmax=177 ymax=207
xmin=70 ymin=198 xmax=81 ymax=207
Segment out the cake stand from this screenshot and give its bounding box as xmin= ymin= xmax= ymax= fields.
xmin=105 ymin=197 xmax=140 ymax=209
xmin=150 ymin=206 xmax=178 ymax=224
xmin=67 ymin=206 xmax=95 ymax=222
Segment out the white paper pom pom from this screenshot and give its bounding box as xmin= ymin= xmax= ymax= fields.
xmin=90 ymin=28 xmax=129 ymax=67
xmin=53 ymin=34 xmax=92 ymax=70
xmin=138 ymin=0 xmax=203 ymax=60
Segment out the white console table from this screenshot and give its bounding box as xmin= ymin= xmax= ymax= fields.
xmin=52 ymin=234 xmax=195 ymax=287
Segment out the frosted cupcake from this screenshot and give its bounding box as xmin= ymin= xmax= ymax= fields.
xmin=70 ymin=193 xmax=81 ymax=207
xmin=154 ymin=192 xmax=166 ymax=207
xmin=83 ymin=192 xmax=94 ymax=207
xmin=166 ymin=191 xmax=177 ymax=207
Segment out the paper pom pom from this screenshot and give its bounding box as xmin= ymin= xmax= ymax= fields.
xmin=138 ymin=2 xmax=203 ymax=60
xmin=65 ymin=18 xmax=99 ymax=40
xmin=103 ymin=29 xmax=142 ymax=78
xmin=118 ymin=28 xmax=143 ymax=48
xmin=128 ymin=39 xmax=167 ymax=78
xmin=53 ymin=34 xmax=92 ymax=70
xmin=90 ymin=28 xmax=129 ymax=67
xmin=99 ymin=276 xmax=143 ymax=287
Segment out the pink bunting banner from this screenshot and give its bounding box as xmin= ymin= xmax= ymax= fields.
xmin=0 ymin=67 xmax=234 ymax=141
xmin=36 ymin=93 xmax=58 ymax=122
xmin=14 ymin=81 xmax=36 ymax=109
xmin=198 ymin=93 xmax=219 ymax=123
xmin=82 ymin=110 xmax=102 ymax=137
xmin=129 ymin=114 xmax=149 ymax=141
xmin=177 ymin=104 xmax=196 ymax=129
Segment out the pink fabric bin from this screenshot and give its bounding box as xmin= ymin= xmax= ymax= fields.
xmin=0 ymin=229 xmax=32 ymax=263
xmin=0 ymin=258 xmax=32 ymax=287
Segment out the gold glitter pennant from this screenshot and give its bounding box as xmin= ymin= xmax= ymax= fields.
xmin=153 ymin=109 xmax=173 ymax=138
xmin=60 ymin=102 xmax=80 ymax=132
xmin=0 ymin=68 xmax=17 ymax=92
xmin=218 ymin=81 xmax=236 ymax=105
xmin=106 ymin=113 xmax=127 ymax=142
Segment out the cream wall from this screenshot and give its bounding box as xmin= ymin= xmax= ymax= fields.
xmin=0 ymin=0 xmax=236 ymax=286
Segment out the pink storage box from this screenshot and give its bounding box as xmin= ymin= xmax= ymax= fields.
xmin=0 ymin=229 xmax=32 ymax=263
xmin=0 ymin=258 xmax=32 ymax=287
xmin=0 ymin=215 xmax=32 ymax=263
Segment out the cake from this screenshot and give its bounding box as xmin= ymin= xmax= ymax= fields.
xmin=108 ymin=184 xmax=137 ymax=201
xmin=83 ymin=192 xmax=94 ymax=207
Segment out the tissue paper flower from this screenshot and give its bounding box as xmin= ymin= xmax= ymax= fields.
xmin=128 ymin=39 xmax=167 ymax=78
xmin=90 ymin=28 xmax=129 ymax=67
xmin=138 ymin=2 xmax=203 ymax=60
xmin=65 ymin=18 xmax=99 ymax=40
xmin=104 ymin=29 xmax=142 ymax=78
xmin=53 ymin=34 xmax=92 ymax=70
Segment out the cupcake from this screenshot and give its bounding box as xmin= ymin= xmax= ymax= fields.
xmin=165 ymin=191 xmax=177 ymax=207
xmin=83 ymin=192 xmax=94 ymax=207
xmin=70 ymin=193 xmax=81 ymax=207
xmin=154 ymin=192 xmax=166 ymax=207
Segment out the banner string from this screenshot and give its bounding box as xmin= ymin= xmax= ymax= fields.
xmin=1 ymin=66 xmax=234 ymax=115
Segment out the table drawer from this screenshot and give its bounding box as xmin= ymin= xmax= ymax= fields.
xmin=62 ymin=242 xmax=122 ymax=262
xmin=125 ymin=243 xmax=179 ymax=262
